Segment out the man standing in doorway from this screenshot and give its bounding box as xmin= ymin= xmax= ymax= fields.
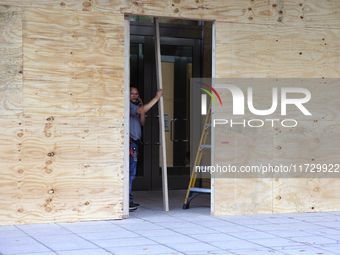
xmin=130 ymin=87 xmax=163 ymax=211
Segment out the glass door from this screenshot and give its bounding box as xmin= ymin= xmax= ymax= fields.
xmin=130 ymin=21 xmax=202 ymax=190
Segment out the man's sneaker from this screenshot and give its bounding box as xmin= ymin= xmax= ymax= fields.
xmin=130 ymin=201 xmax=140 ymax=208
xmin=129 ymin=203 xmax=138 ymax=211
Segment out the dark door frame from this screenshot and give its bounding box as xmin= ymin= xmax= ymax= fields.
xmin=130 ymin=21 xmax=203 ymax=191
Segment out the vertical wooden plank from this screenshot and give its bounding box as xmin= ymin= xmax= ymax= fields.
xmin=154 ymin=17 xmax=169 ymax=212
xmin=210 ymin=21 xmax=216 ymax=215
xmin=0 ymin=5 xmax=23 ymax=115
xmin=123 ymin=16 xmax=130 ymax=218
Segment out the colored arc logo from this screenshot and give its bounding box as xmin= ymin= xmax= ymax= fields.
xmin=196 ymin=82 xmax=222 ymax=106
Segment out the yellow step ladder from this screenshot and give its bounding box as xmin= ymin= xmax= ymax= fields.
xmin=183 ymin=105 xmax=211 ymax=209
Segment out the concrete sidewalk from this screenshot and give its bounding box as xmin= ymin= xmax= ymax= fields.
xmin=0 ymin=190 xmax=339 ymax=255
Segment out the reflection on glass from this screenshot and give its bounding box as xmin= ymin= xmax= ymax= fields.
xmin=159 ymin=45 xmax=193 ymax=176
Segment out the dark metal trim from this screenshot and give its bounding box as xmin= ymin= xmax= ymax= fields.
xmin=130 ymin=21 xmax=203 ymax=39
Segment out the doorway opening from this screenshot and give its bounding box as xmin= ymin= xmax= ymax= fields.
xmin=127 ymin=16 xmax=213 ymax=211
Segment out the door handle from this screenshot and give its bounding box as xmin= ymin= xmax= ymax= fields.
xmin=170 ymin=118 xmax=178 ymax=142
xmin=170 ymin=118 xmax=189 ymax=142
xmin=183 ymin=118 xmax=189 ymax=142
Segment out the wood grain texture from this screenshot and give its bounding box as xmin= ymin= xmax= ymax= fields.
xmin=273 ymin=178 xmax=340 ymax=214
xmin=0 ymin=115 xmax=123 ymax=225
xmin=1 ymin=0 xmax=339 ymax=29
xmin=0 ymin=0 xmax=128 ymax=14
xmin=216 ymin=22 xmax=340 ymax=78
xmin=23 ymin=8 xmax=124 ymax=117
xmin=0 ymin=5 xmax=23 ymax=115
xmin=214 ymin=20 xmax=340 ymax=215
xmin=214 ymin=84 xmax=340 ymax=214
xmin=0 ymin=0 xmax=305 ymax=27
xmin=213 ymin=123 xmax=274 ymax=215
xmin=273 ymin=121 xmax=340 ymax=178
xmin=306 ymin=0 xmax=340 ymax=29
xmin=214 ymin=84 xmax=275 ymax=216
xmin=123 ymin=0 xmax=306 ymax=27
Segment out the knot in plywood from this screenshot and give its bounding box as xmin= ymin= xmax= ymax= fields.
xmin=45 ymin=123 xmax=53 ymax=129
xmin=83 ymin=2 xmax=91 ymax=7
xmin=47 ymin=152 xmax=55 ymax=157
xmin=44 ymin=166 xmax=52 ymax=174
xmin=44 ymin=131 xmax=52 ymax=137
xmin=17 ymin=132 xmax=23 ymax=138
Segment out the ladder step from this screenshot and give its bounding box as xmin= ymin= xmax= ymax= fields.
xmin=200 ymin=144 xmax=211 ymax=149
xmin=183 ymin=102 xmax=212 ymax=210
xmin=189 ymin=187 xmax=211 ymax=194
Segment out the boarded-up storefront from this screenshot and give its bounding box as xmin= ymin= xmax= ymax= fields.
xmin=0 ymin=0 xmax=339 ymax=225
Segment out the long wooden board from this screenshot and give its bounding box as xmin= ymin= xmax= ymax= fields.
xmin=154 ymin=17 xmax=169 ymax=212
xmin=123 ymin=16 xmax=130 ymax=218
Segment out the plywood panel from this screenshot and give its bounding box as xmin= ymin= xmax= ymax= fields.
xmin=0 ymin=0 xmax=127 ymax=14
xmin=1 ymin=0 xmax=306 ymax=27
xmin=0 ymin=5 xmax=23 ymax=115
xmin=23 ymin=8 xmax=124 ymax=117
xmin=0 ymin=115 xmax=123 ymax=225
xmin=216 ymin=22 xmax=340 ymax=78
xmin=273 ymin=121 xmax=340 ymax=213
xmin=306 ymin=0 xmax=340 ymax=29
xmin=214 ymin=16 xmax=340 ymax=216
xmin=2 ymin=0 xmax=339 ymax=29
xmin=213 ymin=121 xmax=274 ymax=215
xmin=124 ymin=0 xmax=306 ymax=27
